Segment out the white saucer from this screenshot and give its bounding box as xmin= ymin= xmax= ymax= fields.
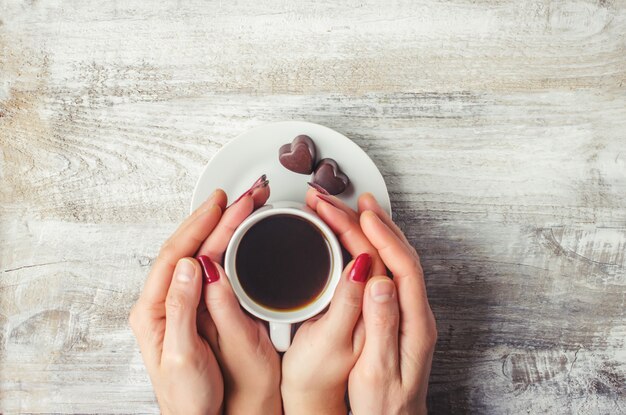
xmin=190 ymin=121 xmax=391 ymax=216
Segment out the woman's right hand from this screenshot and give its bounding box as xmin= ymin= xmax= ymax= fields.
xmin=347 ymin=195 xmax=437 ymax=415
xmin=196 ymin=180 xmax=283 ymax=415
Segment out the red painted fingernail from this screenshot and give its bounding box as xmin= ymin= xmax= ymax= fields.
xmin=307 ymin=181 xmax=330 ymax=195
xmin=197 ymin=255 xmax=220 ymax=284
xmin=230 ymin=174 xmax=268 ymax=206
xmin=349 ymin=253 xmax=372 ymax=283
xmin=251 ymin=173 xmax=267 ymax=187
xmin=316 ymin=193 xmax=341 ymax=209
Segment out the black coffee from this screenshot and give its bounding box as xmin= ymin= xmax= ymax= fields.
xmin=236 ymin=214 xmax=331 ymax=311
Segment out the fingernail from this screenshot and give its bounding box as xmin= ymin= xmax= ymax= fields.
xmin=231 ymin=174 xmax=268 ymax=206
xmin=197 ymin=255 xmax=220 ymax=284
xmin=371 ymin=279 xmax=395 ymax=303
xmin=307 ymin=181 xmax=330 ymax=195
xmin=349 ymin=253 xmax=372 ymax=283
xmin=175 ymin=258 xmax=196 ymax=283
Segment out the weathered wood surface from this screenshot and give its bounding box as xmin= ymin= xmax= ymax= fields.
xmin=1 ymin=0 xmax=625 ymax=413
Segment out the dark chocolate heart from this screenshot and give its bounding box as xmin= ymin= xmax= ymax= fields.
xmin=279 ymin=135 xmax=316 ymax=174
xmin=312 ymin=158 xmax=349 ymax=195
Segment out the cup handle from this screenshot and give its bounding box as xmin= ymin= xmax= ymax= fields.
xmin=269 ymin=322 xmax=291 ymax=352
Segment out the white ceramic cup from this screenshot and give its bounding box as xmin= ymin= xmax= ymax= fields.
xmin=224 ymin=201 xmax=343 ymax=352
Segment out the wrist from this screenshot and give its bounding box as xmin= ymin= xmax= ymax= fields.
xmin=282 ymin=388 xmax=347 ymax=415
xmin=161 ymin=405 xmax=220 ymax=415
xmin=284 ymin=402 xmax=346 ymax=415
xmin=225 ymin=390 xmax=282 ymax=415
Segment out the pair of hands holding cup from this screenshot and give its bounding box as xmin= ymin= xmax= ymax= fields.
xmin=129 ymin=183 xmax=437 ymax=415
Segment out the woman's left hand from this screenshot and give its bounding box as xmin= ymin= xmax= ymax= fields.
xmin=281 ymin=253 xmax=372 ymax=415
xmin=280 ymin=188 xmax=386 ymax=415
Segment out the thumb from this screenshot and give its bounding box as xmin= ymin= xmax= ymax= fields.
xmin=361 ymin=276 xmax=400 ymax=371
xmin=325 ymin=253 xmax=371 ymax=341
xmin=198 ymin=255 xmax=254 ymax=344
xmin=163 ymin=257 xmax=203 ymax=356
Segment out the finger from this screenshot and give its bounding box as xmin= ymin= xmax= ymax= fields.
xmin=305 ymin=187 xmax=359 ymax=221
xmin=228 ymin=174 xmax=269 ymax=207
xmin=197 ymin=307 xmax=218 ymax=351
xmin=140 ymin=203 xmax=223 ymax=305
xmin=305 ymin=314 xmax=324 ymax=324
xmin=325 ymin=254 xmax=371 ymax=340
xmin=360 ymin=210 xmax=425 ymax=287
xmin=128 ymin=304 xmax=162 ymax=369
xmin=252 ymin=183 xmax=271 ymax=209
xmin=170 ymin=189 xmax=227 ymax=242
xmin=196 ymin=194 xmax=255 ymax=263
xmin=361 ymin=276 xmax=400 ymax=372
xmin=360 ymin=210 xmax=432 ymax=345
xmin=352 ymin=316 xmax=366 ymax=356
xmin=197 ymin=184 xmax=270 ymax=262
xmin=358 ymin=193 xmax=412 ymax=248
xmin=316 ymin=199 xmax=386 ymax=275
xmin=200 ymin=258 xmax=256 ymax=345
xmin=162 ymin=258 xmax=203 ymax=357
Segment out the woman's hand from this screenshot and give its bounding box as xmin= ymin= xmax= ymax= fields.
xmin=129 ymin=190 xmax=228 ymax=415
xmin=279 ymin=188 xmax=384 ymax=415
xmin=348 ymin=195 xmax=437 ymax=415
xmin=281 ymin=252 xmax=372 ymax=415
xmin=195 ymin=181 xmax=282 ymax=415
xmin=130 ymin=180 xmax=282 ymax=415
xmin=304 ymin=189 xmax=386 ymax=276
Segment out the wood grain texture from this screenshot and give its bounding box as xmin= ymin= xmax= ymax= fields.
xmin=1 ymin=0 xmax=625 ymax=413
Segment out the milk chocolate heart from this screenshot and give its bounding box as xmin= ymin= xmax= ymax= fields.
xmin=279 ymin=135 xmax=316 ymax=174
xmin=312 ymin=158 xmax=349 ymax=195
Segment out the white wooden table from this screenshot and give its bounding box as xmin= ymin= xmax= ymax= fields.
xmin=1 ymin=1 xmax=625 ymax=413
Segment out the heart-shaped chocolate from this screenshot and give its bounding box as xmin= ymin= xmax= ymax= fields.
xmin=279 ymin=135 xmax=316 ymax=174
xmin=312 ymin=158 xmax=349 ymax=195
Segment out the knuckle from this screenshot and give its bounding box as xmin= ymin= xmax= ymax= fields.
xmin=342 ymin=289 xmax=363 ymax=312
xmin=358 ymin=365 xmax=387 ymax=384
xmin=165 ymin=293 xmax=188 ymax=315
xmin=128 ymin=303 xmax=142 ymax=330
xmin=425 ymin=315 xmax=438 ymax=349
xmin=206 ymin=294 xmax=230 ymax=312
xmin=158 ymin=241 xmax=175 ymax=259
xmin=371 ymin=309 xmax=398 ymax=329
xmin=403 ymin=380 xmax=422 ymax=398
xmin=430 ymin=327 xmax=439 ymax=346
xmin=409 ymin=259 xmax=422 ymax=276
xmin=162 ymin=351 xmax=194 ymax=369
